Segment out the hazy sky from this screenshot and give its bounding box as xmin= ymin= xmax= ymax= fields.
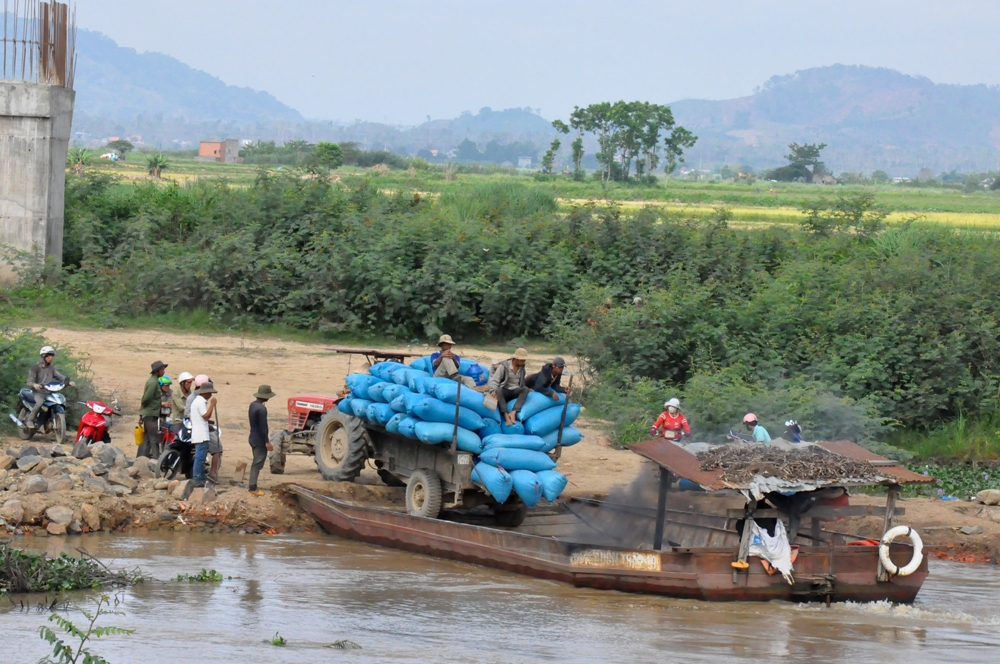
xmin=75 ymin=0 xmax=1000 ymax=124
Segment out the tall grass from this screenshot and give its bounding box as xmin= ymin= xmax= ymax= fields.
xmin=890 ymin=409 xmax=1000 ymax=460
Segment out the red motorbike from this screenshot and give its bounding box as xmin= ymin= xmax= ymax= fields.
xmin=71 ymin=400 xmax=121 ymax=457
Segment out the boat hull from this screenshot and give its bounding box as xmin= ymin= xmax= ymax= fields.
xmin=291 ymin=486 xmax=927 ymax=603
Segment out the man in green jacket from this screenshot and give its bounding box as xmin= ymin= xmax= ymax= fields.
xmin=139 ymin=360 xmax=168 ymax=458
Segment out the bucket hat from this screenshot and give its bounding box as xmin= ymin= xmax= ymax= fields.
xmin=512 ymin=348 xmax=528 ymax=361
xmin=196 ymin=381 xmax=218 ymax=395
xmin=150 ymin=360 xmax=168 ymax=373
xmin=254 ymin=384 xmax=277 ymax=399
xmin=438 ymin=334 xmax=456 ymax=346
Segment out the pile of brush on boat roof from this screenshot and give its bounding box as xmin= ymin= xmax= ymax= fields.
xmin=697 ymin=443 xmax=882 ymax=484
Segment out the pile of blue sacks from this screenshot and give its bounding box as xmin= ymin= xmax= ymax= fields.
xmin=336 ymin=357 xmax=583 ymax=508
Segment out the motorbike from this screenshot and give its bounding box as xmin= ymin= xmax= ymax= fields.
xmin=10 ymin=382 xmax=69 ymax=444
xmin=71 ymin=400 xmax=121 ymax=458
xmin=155 ymin=419 xmax=212 ymax=481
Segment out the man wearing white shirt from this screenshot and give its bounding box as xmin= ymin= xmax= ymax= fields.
xmin=190 ymin=381 xmax=218 ymax=487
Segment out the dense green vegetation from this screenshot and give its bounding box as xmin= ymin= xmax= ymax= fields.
xmin=0 ymin=546 xmax=141 ymax=594
xmin=5 ymin=171 xmax=1000 ymax=456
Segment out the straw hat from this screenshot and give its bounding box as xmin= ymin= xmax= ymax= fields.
xmin=254 ymin=384 xmax=277 ymax=399
xmin=512 ymin=348 xmax=528 ymax=361
xmin=438 ymin=334 xmax=456 ymax=346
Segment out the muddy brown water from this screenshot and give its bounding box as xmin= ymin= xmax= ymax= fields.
xmin=3 ymin=533 xmax=1000 ymax=663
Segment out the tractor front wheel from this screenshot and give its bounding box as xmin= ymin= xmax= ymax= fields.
xmin=268 ymin=431 xmax=287 ymax=475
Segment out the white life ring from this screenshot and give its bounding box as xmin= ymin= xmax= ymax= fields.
xmin=878 ymin=525 xmax=924 ymax=577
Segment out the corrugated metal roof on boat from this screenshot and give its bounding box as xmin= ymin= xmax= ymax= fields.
xmin=628 ymin=439 xmax=934 ymax=490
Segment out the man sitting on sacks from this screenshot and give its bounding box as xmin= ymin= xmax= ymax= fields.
xmin=488 ymin=348 xmax=530 ymax=427
xmin=431 ymin=334 xmax=477 ymax=389
xmin=525 ymin=356 xmax=569 ymax=401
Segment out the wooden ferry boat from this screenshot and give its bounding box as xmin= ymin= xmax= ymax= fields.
xmin=292 ymin=439 xmax=933 ymax=602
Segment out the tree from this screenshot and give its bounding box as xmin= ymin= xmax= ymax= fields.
xmin=557 ymin=101 xmax=696 ymax=184
xmin=314 ymin=142 xmax=344 ymax=169
xmin=871 ymin=170 xmax=890 ymax=184
xmin=106 ymin=139 xmax=134 ymax=161
xmin=455 ymin=139 xmax=482 ymax=162
xmin=284 ymin=139 xmax=313 ymax=156
xmin=66 ymin=147 xmax=93 ymax=175
xmin=145 ymin=153 xmax=169 ymax=179
xmin=800 ymin=192 xmax=887 ymax=238
xmin=991 ymin=177 xmax=1000 ymax=191
xmin=541 ymin=138 xmax=561 ymax=174
xmin=767 ymin=142 xmax=827 ymax=182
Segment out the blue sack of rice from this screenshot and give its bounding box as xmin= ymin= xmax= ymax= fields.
xmin=432 ymin=382 xmax=501 ymax=422
xmin=367 ymin=382 xmax=391 ymax=403
xmin=411 ymin=375 xmax=456 ymax=395
xmin=477 ymin=418 xmax=502 ymax=439
xmin=397 ymin=416 xmax=420 ymax=438
xmin=413 ymin=421 xmax=484 ymax=453
xmin=483 ymin=434 xmax=549 ymax=452
xmin=409 ymin=356 xmax=434 ymax=373
xmin=411 ymin=398 xmax=485 ymax=431
xmin=370 ymin=362 xmax=407 ymax=381
xmin=385 ymin=413 xmax=406 ymax=433
xmin=394 ymin=368 xmax=430 ymax=386
xmin=540 ymin=426 xmax=583 ymax=448
xmin=509 ymin=469 xmax=543 ymax=507
xmin=471 ymin=463 xmax=512 ymax=504
xmin=402 ymin=392 xmax=432 ymax=414
xmin=380 ymin=383 xmax=412 ymax=404
xmin=367 ymin=402 xmax=396 ymax=424
xmin=510 ymin=391 xmax=567 ymax=422
xmin=350 ymin=398 xmax=374 ymax=420
xmin=524 ymin=403 xmax=582 ymax=436
xmin=535 ymin=470 xmax=568 ymax=502
xmin=337 ymin=398 xmax=354 ymax=415
xmin=500 ymin=419 xmax=524 ymax=436
xmin=478 ymin=448 xmax=556 ymax=472
xmin=345 ymin=374 xmax=382 ymax=395
xmin=390 ymin=394 xmax=408 ymax=414
xmin=501 ymin=420 xmax=525 ymax=435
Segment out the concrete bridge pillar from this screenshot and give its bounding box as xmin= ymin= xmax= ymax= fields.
xmin=0 ymin=81 xmax=75 ymax=272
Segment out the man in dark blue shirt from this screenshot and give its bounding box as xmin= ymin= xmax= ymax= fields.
xmin=248 ymin=385 xmax=276 ymax=495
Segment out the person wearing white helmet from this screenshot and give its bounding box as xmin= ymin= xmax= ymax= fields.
xmin=785 ymin=420 xmax=803 ymax=444
xmin=651 ymin=398 xmax=691 ymax=440
xmin=25 ymin=346 xmax=75 ymax=428
xmin=170 ymin=372 xmax=195 ymax=433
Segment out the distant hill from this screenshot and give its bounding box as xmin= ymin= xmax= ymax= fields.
xmin=72 ymin=29 xmax=303 ymax=141
xmin=669 ymin=65 xmax=1000 ymax=175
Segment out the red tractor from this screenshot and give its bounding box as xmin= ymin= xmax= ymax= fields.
xmin=268 ymin=394 xmax=339 ymax=474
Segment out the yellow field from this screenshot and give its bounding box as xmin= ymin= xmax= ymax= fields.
xmin=585 ymin=201 xmax=1000 ymax=231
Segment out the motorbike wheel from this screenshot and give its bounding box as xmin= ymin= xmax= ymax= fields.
xmin=52 ymin=413 xmax=67 ymax=445
xmin=16 ymin=407 xmax=34 ymax=441
xmin=156 ymin=448 xmax=184 ymax=480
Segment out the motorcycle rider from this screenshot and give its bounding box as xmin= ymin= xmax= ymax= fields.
xmin=171 ymin=372 xmax=194 ymax=433
xmin=26 ymin=346 xmax=75 ymax=428
xmin=651 ymin=398 xmax=691 ymax=440
xmin=139 ymin=360 xmax=168 ymax=458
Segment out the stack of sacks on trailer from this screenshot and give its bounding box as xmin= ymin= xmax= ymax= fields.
xmin=336 ymin=360 xmax=582 ymax=507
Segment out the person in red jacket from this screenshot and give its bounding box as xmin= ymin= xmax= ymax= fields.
xmin=651 ymin=398 xmax=691 ymax=440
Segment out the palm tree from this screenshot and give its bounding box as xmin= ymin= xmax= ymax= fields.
xmin=146 ymin=153 xmax=169 ymax=179
xmin=67 ymin=146 xmax=93 ymax=175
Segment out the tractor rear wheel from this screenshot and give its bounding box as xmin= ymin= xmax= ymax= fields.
xmin=314 ymin=410 xmax=369 ymax=482
xmin=268 ymin=431 xmax=287 ymax=475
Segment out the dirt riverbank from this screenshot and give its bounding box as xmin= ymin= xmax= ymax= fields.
xmin=1 ymin=326 xmax=997 ymax=563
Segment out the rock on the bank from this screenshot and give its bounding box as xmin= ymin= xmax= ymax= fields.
xmin=48 ymin=477 xmax=74 ymax=492
xmin=976 ymin=489 xmax=1000 ymax=506
xmin=80 ymin=503 xmax=100 ymax=531
xmin=188 ymin=487 xmax=216 ymax=504
xmin=45 ymin=505 xmax=74 ymax=525
xmin=107 ymin=469 xmax=138 ymax=491
xmin=23 ymin=475 xmax=48 ymax=494
xmin=0 ymin=455 xmax=15 ymax=471
xmin=0 ymin=499 xmax=23 ymax=523
xmin=170 ymin=480 xmax=190 ymax=498
xmin=17 ymin=455 xmax=42 ymax=471
xmin=46 ymin=522 xmax=67 ymax=535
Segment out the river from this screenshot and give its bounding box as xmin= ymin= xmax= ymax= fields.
xmin=3 ymin=532 xmax=999 ymax=663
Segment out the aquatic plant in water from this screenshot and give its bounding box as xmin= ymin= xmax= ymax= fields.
xmin=175 ymin=569 xmax=227 ymax=582
xmin=37 ymin=594 xmax=134 ymax=664
xmin=0 ymin=546 xmax=141 ymax=595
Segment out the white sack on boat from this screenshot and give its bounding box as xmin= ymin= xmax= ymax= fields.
xmin=748 ymin=519 xmax=795 ymax=584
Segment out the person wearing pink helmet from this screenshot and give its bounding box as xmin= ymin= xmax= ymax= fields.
xmin=743 ymin=413 xmax=771 ymax=443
